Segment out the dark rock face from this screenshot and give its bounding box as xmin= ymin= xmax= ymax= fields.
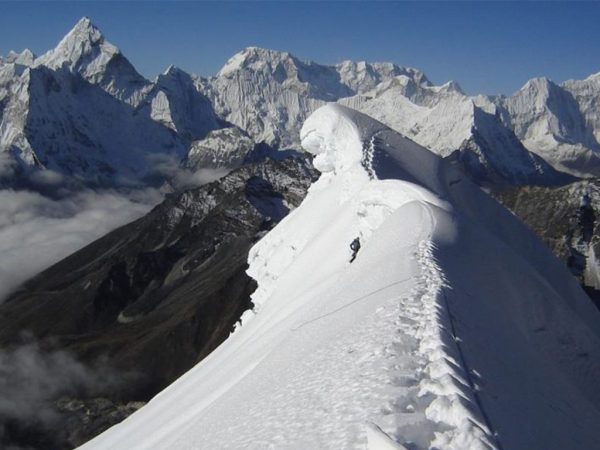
xmin=56 ymin=397 xmax=146 ymax=449
xmin=0 ymin=156 xmax=317 ymax=449
xmin=494 ymin=179 xmax=600 ymax=309
xmin=2 ymin=397 xmax=145 ymax=450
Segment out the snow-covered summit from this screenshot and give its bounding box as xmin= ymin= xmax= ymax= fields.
xmin=81 ymin=104 xmax=600 ymax=450
xmin=35 ymin=17 xmax=150 ymax=105
xmin=562 ymin=71 xmax=600 ymax=150
xmin=491 ymin=75 xmax=600 ymax=177
xmin=37 ymin=18 xmax=109 ymax=69
xmin=140 ymin=64 xmax=220 ymax=141
xmin=216 ymin=46 xmax=353 ymax=100
xmin=218 ymin=47 xmax=294 ymax=77
xmin=37 ymin=17 xmax=112 ymax=69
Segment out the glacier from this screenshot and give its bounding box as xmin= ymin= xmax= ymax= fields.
xmin=79 ymin=105 xmax=600 ymax=450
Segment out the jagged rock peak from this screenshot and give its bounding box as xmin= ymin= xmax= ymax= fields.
xmin=336 ymin=59 xmax=431 ymax=90
xmin=5 ymin=49 xmax=36 ymax=66
xmin=217 ymin=46 xmax=429 ymax=91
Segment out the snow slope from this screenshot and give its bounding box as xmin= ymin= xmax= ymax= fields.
xmin=80 ymin=105 xmax=600 ymax=450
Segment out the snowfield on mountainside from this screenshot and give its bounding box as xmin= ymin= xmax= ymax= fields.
xmin=80 ymin=105 xmax=600 ymax=450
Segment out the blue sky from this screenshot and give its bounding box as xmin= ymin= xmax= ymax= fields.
xmin=1 ymin=1 xmax=599 ymax=95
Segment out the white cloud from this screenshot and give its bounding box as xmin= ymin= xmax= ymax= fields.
xmin=0 ymin=338 xmax=138 ymax=448
xmin=144 ymin=153 xmax=230 ymax=190
xmin=0 ymin=188 xmax=163 ymax=303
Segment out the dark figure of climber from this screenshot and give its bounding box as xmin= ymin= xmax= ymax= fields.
xmin=349 ymin=237 xmax=361 ymax=263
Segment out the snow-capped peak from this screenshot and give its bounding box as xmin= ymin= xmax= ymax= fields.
xmin=159 ymin=64 xmax=191 ymax=81
xmin=500 ymin=74 xmax=600 ymax=176
xmin=436 ymin=79 xmax=464 ymax=94
xmin=36 ymin=17 xmax=117 ymax=71
xmin=336 ymin=59 xmax=431 ymax=92
xmin=217 ymin=46 xmax=293 ymax=77
xmin=63 ymin=16 xmax=103 ymax=46
xmin=33 ymin=17 xmax=150 ymax=105
xmin=518 ymin=76 xmax=554 ymax=97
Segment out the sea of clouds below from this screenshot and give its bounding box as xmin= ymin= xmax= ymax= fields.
xmin=0 ymin=163 xmax=229 ymax=448
xmin=0 ymin=187 xmax=162 ymax=303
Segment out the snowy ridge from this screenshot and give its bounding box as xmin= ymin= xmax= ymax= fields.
xmin=80 ymin=105 xmax=600 ymax=450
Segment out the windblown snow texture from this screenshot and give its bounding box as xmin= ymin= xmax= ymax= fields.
xmin=80 ymin=105 xmax=600 ymax=450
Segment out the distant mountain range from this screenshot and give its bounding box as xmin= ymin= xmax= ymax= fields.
xmin=2 ymin=17 xmax=600 ymax=189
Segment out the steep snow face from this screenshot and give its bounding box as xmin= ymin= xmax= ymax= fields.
xmin=1 ymin=65 xmax=185 ymax=185
xmin=139 ymin=66 xmax=220 ymax=142
xmin=497 ymin=77 xmax=600 ymax=177
xmin=81 ymin=105 xmax=600 ymax=450
xmin=36 ymin=17 xmax=151 ymax=106
xmin=0 ymin=65 xmax=37 ymax=175
xmin=202 ymin=47 xmax=427 ymax=149
xmin=340 ymin=79 xmax=472 ymax=154
xmin=563 ymin=72 xmax=600 ymax=146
